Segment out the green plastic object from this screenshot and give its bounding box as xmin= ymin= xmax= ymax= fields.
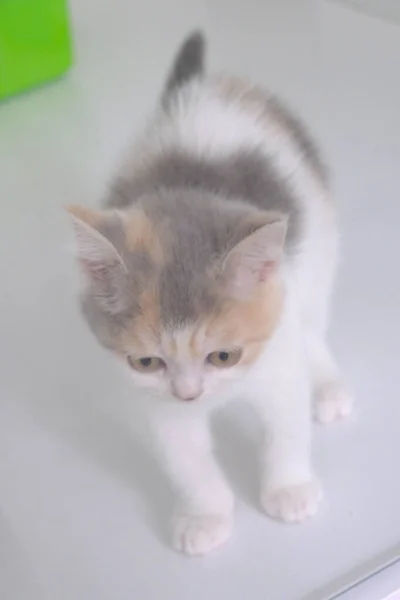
xmin=0 ymin=0 xmax=72 ymax=100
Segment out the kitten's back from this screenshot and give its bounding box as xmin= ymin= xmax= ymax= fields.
xmin=112 ymin=32 xmax=328 ymax=218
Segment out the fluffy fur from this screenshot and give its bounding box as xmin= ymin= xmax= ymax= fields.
xmin=68 ymin=32 xmax=353 ymax=555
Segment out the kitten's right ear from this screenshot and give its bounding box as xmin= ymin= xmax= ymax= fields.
xmin=66 ymin=206 xmax=130 ymax=315
xmin=222 ymin=215 xmax=287 ymax=300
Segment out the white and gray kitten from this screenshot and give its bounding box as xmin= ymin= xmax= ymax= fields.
xmin=68 ymin=32 xmax=353 ymax=555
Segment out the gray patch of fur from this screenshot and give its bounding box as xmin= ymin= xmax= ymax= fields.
xmin=108 ymin=149 xmax=301 ymax=247
xmin=91 ymin=188 xmax=272 ymax=330
xmin=148 ymin=189 xmax=269 ymax=325
xmin=266 ymin=95 xmax=329 ymax=185
xmin=162 ymin=31 xmax=205 ymax=108
xmin=100 ymin=148 xmax=303 ymax=327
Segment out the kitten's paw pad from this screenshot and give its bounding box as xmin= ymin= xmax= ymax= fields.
xmin=261 ymin=480 xmax=322 ymax=523
xmin=172 ymin=514 xmax=233 ymax=556
xmin=315 ymin=383 xmax=354 ymax=424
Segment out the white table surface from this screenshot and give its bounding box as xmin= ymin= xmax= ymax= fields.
xmin=1 ymin=1 xmax=399 ymax=599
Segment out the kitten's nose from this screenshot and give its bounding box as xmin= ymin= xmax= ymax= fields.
xmin=171 ymin=380 xmax=203 ymax=402
xmin=172 ymin=389 xmax=201 ymax=402
xmin=177 ymin=393 xmax=198 ymax=402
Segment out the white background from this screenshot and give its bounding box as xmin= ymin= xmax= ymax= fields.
xmin=0 ymin=1 xmax=399 ymax=599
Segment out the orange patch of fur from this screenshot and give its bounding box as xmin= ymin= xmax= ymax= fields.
xmin=203 ymin=276 xmax=284 ymax=365
xmin=117 ymin=284 xmax=162 ymax=354
xmin=163 ymin=334 xmax=178 ymax=358
xmin=189 ymin=330 xmax=202 ymax=359
xmin=123 ymin=209 xmax=164 ymax=265
xmin=66 ymin=205 xmax=105 ymax=228
xmin=137 ymin=286 xmax=161 ymax=336
xmin=170 ymin=337 xmax=179 ymax=358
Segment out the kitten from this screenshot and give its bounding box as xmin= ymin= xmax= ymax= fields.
xmin=68 ymin=32 xmax=353 ymax=556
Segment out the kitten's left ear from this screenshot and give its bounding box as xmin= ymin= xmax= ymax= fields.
xmin=66 ymin=205 xmax=130 ymax=315
xmin=222 ymin=215 xmax=287 ymax=299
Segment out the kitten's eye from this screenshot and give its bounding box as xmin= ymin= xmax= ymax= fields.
xmin=127 ymin=356 xmax=165 ymax=373
xmin=206 ymin=349 xmax=242 ymax=368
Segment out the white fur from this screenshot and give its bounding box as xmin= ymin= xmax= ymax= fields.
xmin=121 ymin=78 xmax=353 ymax=555
xmin=148 ymin=81 xmax=267 ymax=159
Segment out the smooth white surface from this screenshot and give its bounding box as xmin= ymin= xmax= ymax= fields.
xmin=330 ymin=0 xmax=400 ymax=25
xmin=1 ymin=1 xmax=399 ymax=599
xmin=339 ymin=560 xmax=400 ymax=600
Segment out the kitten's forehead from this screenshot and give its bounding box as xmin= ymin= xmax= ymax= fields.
xmin=158 ymin=277 xmax=283 ymax=360
xmin=162 ymin=325 xmax=205 ymax=360
xmin=118 ymin=191 xmax=243 ymax=327
xmin=111 ymin=271 xmax=283 ymax=370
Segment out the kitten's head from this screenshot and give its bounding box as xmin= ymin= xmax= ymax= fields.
xmin=68 ymin=189 xmax=286 ymax=403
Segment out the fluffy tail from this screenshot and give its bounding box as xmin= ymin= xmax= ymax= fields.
xmin=162 ymin=31 xmax=205 ymax=106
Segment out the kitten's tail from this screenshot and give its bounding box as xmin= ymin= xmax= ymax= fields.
xmin=162 ymin=31 xmax=206 ymax=106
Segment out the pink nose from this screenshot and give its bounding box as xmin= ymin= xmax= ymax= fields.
xmin=172 ymin=390 xmax=200 ymax=402
xmin=175 ymin=394 xmax=198 ymax=402
xmin=171 ymin=381 xmax=203 ymax=402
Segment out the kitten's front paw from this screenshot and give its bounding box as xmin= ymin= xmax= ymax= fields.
xmin=314 ymin=383 xmax=354 ymax=424
xmin=172 ymin=513 xmax=233 ymax=556
xmin=261 ymin=480 xmax=322 ymax=523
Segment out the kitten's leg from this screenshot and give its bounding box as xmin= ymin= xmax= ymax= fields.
xmin=251 ymin=367 xmax=322 ymax=523
xmin=303 ymin=233 xmax=353 ymax=423
xmin=151 ymin=410 xmax=234 ymax=556
xmin=306 ymin=330 xmax=353 ymax=424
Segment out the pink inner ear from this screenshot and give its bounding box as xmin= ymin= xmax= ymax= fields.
xmin=259 ymin=260 xmax=276 ymax=282
xmin=223 ymin=217 xmax=287 ymax=298
xmin=235 ymin=259 xmax=277 ymax=291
